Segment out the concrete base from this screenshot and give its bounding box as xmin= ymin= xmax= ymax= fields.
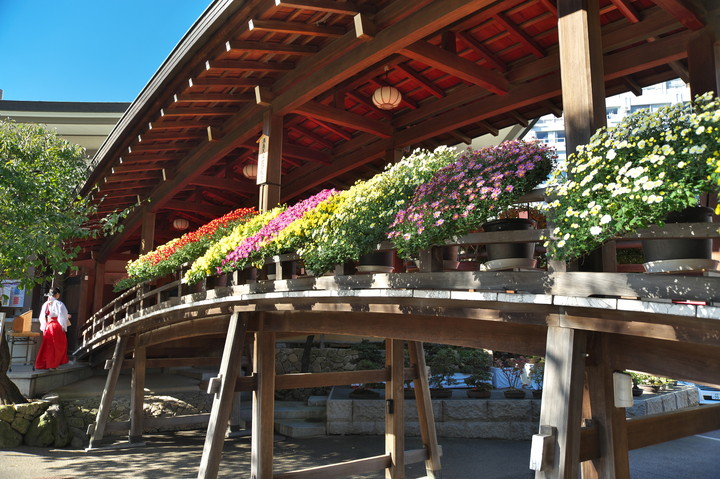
xmin=8 ymin=363 xmax=93 ymax=398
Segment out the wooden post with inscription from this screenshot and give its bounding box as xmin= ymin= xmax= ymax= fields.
xmin=257 ymin=112 xmax=283 ymax=212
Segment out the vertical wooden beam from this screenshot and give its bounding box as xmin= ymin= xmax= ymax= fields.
xmin=581 ymin=333 xmax=630 ymax=479
xmin=535 ymin=327 xmax=587 ymax=479
xmin=258 ymin=112 xmax=283 ymax=211
xmin=385 ymin=147 xmax=403 ymax=165
xmin=408 ymin=341 xmax=442 ymax=479
xmin=198 ymin=313 xmax=249 ymax=479
xmin=140 ymin=211 xmax=156 ymax=255
xmin=687 ymin=29 xmax=720 ymax=98
xmin=92 ymin=260 xmax=106 ymax=315
xmin=87 ymin=335 xmax=128 ymax=449
xmin=385 ymin=339 xmax=405 ymax=479
xmin=557 ymin=0 xmax=606 ymax=156
xmin=129 ymin=345 xmax=147 ymax=444
xmin=251 ymin=329 xmax=276 ymax=479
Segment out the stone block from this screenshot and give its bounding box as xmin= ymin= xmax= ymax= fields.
xmin=349 ymin=421 xmax=378 ymax=434
xmin=67 ymin=417 xmax=85 ymax=429
xmin=327 ymin=400 xmax=352 ymax=421
xmin=443 ymin=400 xmax=488 ymax=421
xmin=11 ymin=416 xmax=31 ymax=435
xmin=645 ymin=398 xmax=663 ymax=415
xmin=24 ymin=404 xmax=70 ymax=448
xmin=510 ymin=422 xmax=537 ymax=441
xmin=530 ymin=400 xmax=542 ymax=421
xmin=625 ymin=402 xmax=646 ymax=418
xmin=488 ymin=400 xmax=532 ymax=421
xmin=675 ymin=390 xmax=689 ymax=409
xmin=352 ymin=400 xmax=384 ymax=421
xmin=15 ymin=401 xmax=49 ymax=419
xmin=0 ymin=420 xmax=22 ymax=448
xmin=661 ymin=393 xmax=677 ymax=412
xmin=0 ymin=404 xmax=16 ymax=423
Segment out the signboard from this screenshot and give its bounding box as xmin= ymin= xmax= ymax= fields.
xmin=1 ymin=281 xmax=25 ymax=308
xmin=256 ymin=134 xmax=269 ymax=185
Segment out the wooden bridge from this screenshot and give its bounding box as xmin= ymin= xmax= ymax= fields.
xmin=76 ymin=226 xmax=720 ymax=479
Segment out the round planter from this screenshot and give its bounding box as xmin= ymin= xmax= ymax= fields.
xmin=466 ymin=389 xmax=492 ymax=399
xmin=640 ymin=384 xmax=661 ymax=394
xmin=482 ymin=218 xmax=536 ymax=261
xmin=356 ymin=250 xmax=394 ymax=274
xmin=503 ymin=388 xmax=526 ymax=399
xmin=632 ymin=386 xmax=644 ymax=397
xmin=642 ymin=206 xmax=713 ymax=267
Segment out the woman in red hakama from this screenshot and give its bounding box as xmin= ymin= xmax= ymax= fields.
xmin=35 ymin=287 xmax=71 ymax=370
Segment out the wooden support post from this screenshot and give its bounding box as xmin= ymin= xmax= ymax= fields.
xmin=251 ymin=330 xmax=276 ymax=479
xmin=87 ymin=335 xmax=128 ymax=449
xmin=129 ymin=344 xmax=147 ymax=444
xmin=408 ymin=341 xmax=442 ymax=479
xmin=688 ymin=29 xmax=719 ymax=98
xmin=92 ymin=260 xmax=106 ymax=316
xmin=385 ymin=339 xmax=405 ymax=479
xmin=228 ymin=392 xmax=245 ymax=435
xmin=140 ymin=211 xmax=156 ymax=255
xmin=198 ymin=312 xmax=250 ymax=479
xmin=535 ymin=327 xmax=587 ymax=479
xmin=258 ymin=112 xmax=283 ymax=212
xmin=557 ymin=0 xmax=606 ymax=156
xmin=581 ymin=333 xmax=630 ymax=479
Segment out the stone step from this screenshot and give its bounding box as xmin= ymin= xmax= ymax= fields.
xmin=275 ymin=404 xmax=326 ymax=420
xmin=274 ymin=419 xmax=326 ymax=438
xmin=307 ymin=395 xmax=328 ymax=407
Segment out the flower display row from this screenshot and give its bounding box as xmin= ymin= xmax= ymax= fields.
xmin=115 ymin=95 xmax=720 ymax=290
xmin=546 ymin=93 xmax=720 ymax=260
xmin=114 ymin=207 xmax=256 ymax=291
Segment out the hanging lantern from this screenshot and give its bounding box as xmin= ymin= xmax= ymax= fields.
xmin=372 ymin=86 xmax=402 ymax=110
xmin=243 ymin=162 xmax=258 ymax=180
xmin=172 ymin=217 xmax=190 ymax=231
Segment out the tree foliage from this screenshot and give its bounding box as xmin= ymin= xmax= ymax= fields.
xmin=0 ymin=120 xmax=101 ymax=289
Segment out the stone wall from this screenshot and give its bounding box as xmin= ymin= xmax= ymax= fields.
xmin=276 ymin=347 xmax=359 ymax=374
xmin=0 ymin=400 xmax=71 ymax=448
xmin=327 ymin=386 xmax=700 ymax=440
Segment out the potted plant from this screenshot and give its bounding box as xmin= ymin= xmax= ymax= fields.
xmin=494 ymin=355 xmax=529 ymax=399
xmin=300 ymin=146 xmax=459 ymax=275
xmin=629 ymin=372 xmax=671 ymax=394
xmin=426 ymin=346 xmax=460 ymax=399
xmin=546 ymin=93 xmax=720 ymax=267
xmin=461 ymin=349 xmax=493 ymax=398
xmin=528 ymin=358 xmax=544 ymax=399
xmin=388 ymin=141 xmax=554 ymax=264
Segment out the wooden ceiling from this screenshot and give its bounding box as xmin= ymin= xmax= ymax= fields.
xmin=80 ymin=0 xmax=710 ymax=261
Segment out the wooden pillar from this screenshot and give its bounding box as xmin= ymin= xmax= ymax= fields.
xmin=580 ymin=333 xmax=630 ymax=479
xmin=198 ymin=312 xmax=250 ymax=479
xmin=385 ymin=339 xmax=405 ymax=479
xmin=92 ymin=260 xmax=106 ymax=315
xmin=251 ymin=330 xmax=276 ymax=479
xmin=140 ymin=211 xmax=156 ymax=255
xmin=87 ymin=335 xmax=128 ymax=449
xmin=258 ymin=112 xmax=283 ymax=212
xmin=688 ymin=29 xmax=720 ymax=98
xmin=129 ymin=344 xmax=147 ymax=444
xmin=535 ymin=327 xmax=587 ymax=479
xmin=557 ymin=0 xmax=606 ymax=156
xmin=385 ymin=147 xmax=403 ymax=165
xmin=408 ymin=341 xmax=442 ymax=479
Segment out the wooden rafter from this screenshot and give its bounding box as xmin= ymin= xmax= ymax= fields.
xmin=295 ymin=101 xmax=393 ymax=138
xmin=400 ymin=41 xmax=509 ymax=94
xmin=163 ymin=200 xmax=229 ymax=217
xmin=395 ymin=63 xmax=445 ymax=98
xmin=140 ymin=131 xmax=207 ymax=142
xmin=172 ymin=92 xmax=254 ymax=103
xmin=609 ymin=0 xmax=640 ymax=23
xmin=128 ymin=143 xmax=185 ymax=154
xmin=344 ymin=90 xmax=394 ymax=120
xmin=621 ymin=76 xmax=643 ymax=96
xmin=456 ymin=31 xmax=508 ymax=73
xmin=282 ymin=142 xmax=333 ymax=164
xmin=273 ymin=0 xmax=372 ymax=16
xmin=160 ymin=107 xmax=237 ymax=117
xmin=651 ymin=0 xmax=704 ymax=30
xmin=538 ymin=0 xmax=558 ymax=16
xmin=225 ymin=40 xmax=319 ymax=56
xmin=494 ymin=11 xmax=546 ymax=58
xmin=189 ymin=175 xmax=257 ymax=195
xmin=478 ymin=120 xmax=499 ymax=136
xmin=306 ymin=117 xmax=353 ymax=140
xmin=248 ymin=18 xmax=346 ymax=38
xmin=148 ymin=120 xmax=213 ymax=130
xmin=188 ymin=76 xmax=274 ymax=88
xmin=508 ymin=110 xmax=529 ymax=127
xmin=287 ymin=123 xmax=336 ymax=149
xmin=205 ymin=59 xmax=295 ymax=72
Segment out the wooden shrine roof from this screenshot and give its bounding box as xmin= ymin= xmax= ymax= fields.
xmin=80 ymin=0 xmax=711 ymax=261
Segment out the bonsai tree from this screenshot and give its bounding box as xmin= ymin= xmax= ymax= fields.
xmin=427 ymin=346 xmax=460 ymax=390
xmin=494 ymin=355 xmax=529 ymax=391
xmin=462 ymin=348 xmax=493 ymax=392
xmin=529 ymin=358 xmax=545 ymax=390
xmin=0 ymin=120 xmax=127 ymax=404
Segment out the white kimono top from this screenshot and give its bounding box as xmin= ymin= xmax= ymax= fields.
xmin=39 ymin=297 xmax=70 ymax=332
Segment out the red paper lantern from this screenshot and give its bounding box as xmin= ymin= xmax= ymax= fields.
xmin=243 ymin=163 xmax=258 ymax=180
xmin=372 ymin=86 xmax=402 ymax=110
xmin=172 ymin=218 xmax=190 ymax=231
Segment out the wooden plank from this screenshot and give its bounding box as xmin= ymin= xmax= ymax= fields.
xmin=129 ymin=345 xmax=147 ymax=444
xmin=140 ymin=212 xmax=155 ymax=255
xmin=120 ymin=356 xmax=222 ymax=369
xmin=252 ymin=330 xmax=276 ymax=479
xmin=225 ymin=40 xmax=318 ymax=55
xmin=580 ymin=333 xmax=630 ymax=479
xmin=88 ymin=335 xmax=128 ymax=448
xmin=457 ymin=31 xmax=508 ymax=73
xmin=205 ymin=59 xmax=295 ymax=72
xmin=187 ymin=175 xmax=257 ymax=195
xmin=400 ymin=42 xmax=509 ymax=94
xmin=386 ymin=339 xmax=405 ymax=479
xmin=198 ymin=312 xmax=249 ymax=479
xmin=274 ymin=0 xmax=368 ymax=15
xmin=274 ymin=454 xmax=392 ymax=479
xmin=136 ymin=316 xmax=231 ymax=349
xmin=282 ymin=143 xmax=332 ymax=164
xmin=249 ymin=18 xmax=346 ymax=37
xmin=608 ymin=0 xmax=639 ymax=23
xmin=652 ymin=0 xmax=705 ymax=30
xmin=294 ymin=101 xmax=393 ymax=138
xmin=408 ymin=341 xmax=441 ymax=478
xmin=536 ymin=327 xmax=586 ymax=479
xmin=395 ymin=63 xmax=445 ymax=98
xmin=495 ymin=12 xmax=545 ymax=58
xmin=557 ymin=0 xmax=607 ymax=156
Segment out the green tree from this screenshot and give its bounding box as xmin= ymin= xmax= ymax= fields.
xmin=0 ymin=120 xmax=120 ymax=404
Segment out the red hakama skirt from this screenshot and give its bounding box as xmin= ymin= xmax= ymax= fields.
xmin=35 ymin=319 xmax=68 ymax=370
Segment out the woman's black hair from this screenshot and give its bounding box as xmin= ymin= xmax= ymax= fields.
xmin=48 ymin=287 xmax=61 ymax=296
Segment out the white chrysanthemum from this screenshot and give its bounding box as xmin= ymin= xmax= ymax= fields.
xmin=590 ymin=226 xmax=602 ymax=235
xmin=600 ymin=214 xmax=612 ymax=224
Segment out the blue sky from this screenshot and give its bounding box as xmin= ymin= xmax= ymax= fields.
xmin=0 ymin=1 xmax=209 ymax=102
